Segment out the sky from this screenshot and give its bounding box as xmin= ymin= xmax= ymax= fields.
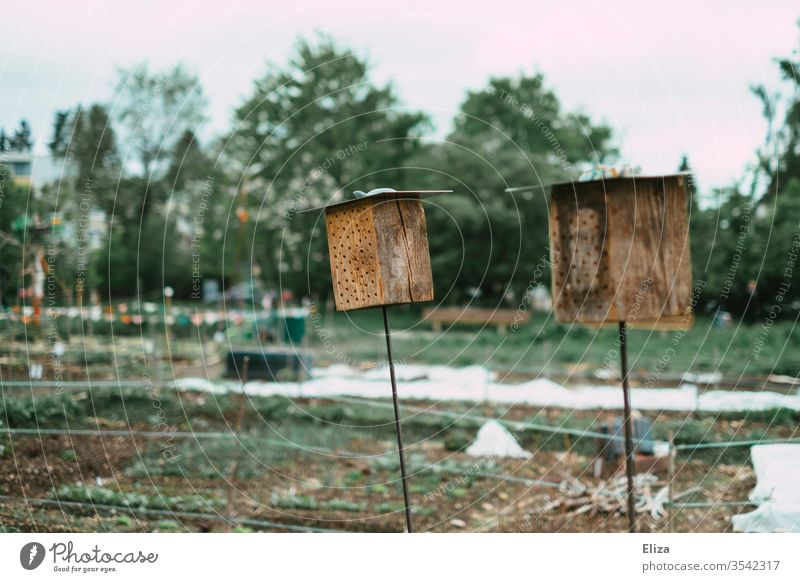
xmin=1 ymin=0 xmax=798 ymax=195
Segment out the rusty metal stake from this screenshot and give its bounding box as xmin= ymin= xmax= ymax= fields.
xmin=619 ymin=321 xmax=636 ymax=533
xmin=668 ymin=430 xmax=675 ymax=533
xmin=226 ymin=355 xmax=249 ymax=531
xmin=382 ymin=306 xmax=413 ymax=533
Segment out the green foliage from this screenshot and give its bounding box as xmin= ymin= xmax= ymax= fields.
xmin=443 ymin=429 xmax=473 ymax=452
xmin=0 ymin=393 xmax=83 ymax=428
xmin=369 ymin=452 xmax=427 ymax=473
xmin=411 ymin=73 xmax=614 ymax=303
xmin=224 ymin=34 xmax=428 ymax=295
xmin=53 ymin=483 xmax=223 ymax=513
xmin=9 ymin=119 xmax=33 ymax=152
xmin=374 ymin=502 xmax=404 ymax=514
xmin=343 ymin=470 xmax=365 ymax=485
xmin=12 ymin=25 xmax=800 ymax=317
xmin=48 ymin=110 xmax=72 ymax=157
xmin=446 ymin=487 xmax=469 ymax=499
xmin=114 ymin=62 xmax=207 ymax=181
xmin=272 ymin=495 xmax=317 ymax=510
xmin=69 ymin=104 xmax=120 ymax=211
xmin=325 ymin=499 xmax=367 ymax=513
xmin=0 ymin=164 xmax=29 ymax=301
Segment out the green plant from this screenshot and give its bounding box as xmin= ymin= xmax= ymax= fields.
xmin=325 ymin=499 xmax=366 ymax=513
xmin=52 ymin=483 xmax=223 ymax=513
xmin=343 ymin=470 xmax=365 ymax=486
xmin=155 ymin=519 xmax=181 ymax=531
xmin=446 ymin=487 xmax=468 ymax=499
xmin=374 ymin=502 xmax=404 ymax=514
xmin=272 ymin=495 xmax=317 ymax=510
xmin=444 ymin=429 xmax=473 ymax=452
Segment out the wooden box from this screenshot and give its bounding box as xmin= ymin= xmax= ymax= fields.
xmin=549 ymin=175 xmax=692 ymax=327
xmin=320 ymin=192 xmax=448 ymax=312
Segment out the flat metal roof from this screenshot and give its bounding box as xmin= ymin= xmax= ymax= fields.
xmin=295 ymin=190 xmax=453 ymax=213
xmin=504 ymin=173 xmax=689 ymax=194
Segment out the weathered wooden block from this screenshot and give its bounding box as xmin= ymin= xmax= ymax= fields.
xmin=318 ymin=191 xmax=448 ymax=312
xmin=549 ymin=175 xmax=693 ymax=327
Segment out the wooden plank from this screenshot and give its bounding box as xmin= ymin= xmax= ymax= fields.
xmin=582 ymin=313 xmax=694 ymax=331
xmin=422 ymin=307 xmax=528 ymax=325
xmin=325 ymin=198 xmax=383 ymax=311
xmin=396 ymin=199 xmax=434 ymax=302
xmin=372 ymin=199 xmax=412 ymax=304
xmin=550 ymin=181 xmax=615 ymax=323
xmin=372 ymin=198 xmax=434 ymax=305
xmin=606 ymin=176 xmax=692 ymax=323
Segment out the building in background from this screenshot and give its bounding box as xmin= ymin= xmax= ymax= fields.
xmin=0 ymin=151 xmax=66 ymax=189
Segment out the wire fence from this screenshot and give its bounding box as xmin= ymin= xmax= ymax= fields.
xmin=0 ymin=379 xmax=789 ymax=531
xmin=3 ymin=378 xmax=798 ymax=451
xmin=0 ymin=495 xmax=342 ymax=533
xmin=0 ymin=424 xmax=563 ymax=531
xmin=0 ymin=426 xmax=560 ymax=486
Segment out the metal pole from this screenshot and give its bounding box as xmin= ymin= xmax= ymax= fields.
xmin=382 ymin=306 xmax=413 ymax=533
xmin=618 ymin=320 xmax=636 ymax=533
xmin=226 ymin=355 xmax=249 ymax=531
xmin=667 ymin=430 xmax=675 ymax=533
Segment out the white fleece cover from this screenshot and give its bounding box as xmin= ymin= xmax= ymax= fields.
xmin=732 ymin=444 xmax=800 ymax=533
xmin=466 ymin=421 xmax=532 ymax=459
xmin=174 ymin=364 xmax=800 ymax=413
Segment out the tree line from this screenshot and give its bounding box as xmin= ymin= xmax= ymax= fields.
xmin=1 ymin=30 xmax=799 ymax=319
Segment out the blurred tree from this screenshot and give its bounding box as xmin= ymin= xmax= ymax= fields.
xmin=411 ymin=74 xmax=615 ymax=304
xmin=0 ymin=128 xmax=8 ymax=152
xmin=113 ymin=62 xmax=207 ymax=226
xmin=225 ymin=34 xmax=428 ymax=298
xmin=690 ymin=20 xmax=800 ymax=320
xmin=678 ymin=154 xmax=697 ymax=206
xmin=690 ymin=186 xmax=755 ymax=313
xmin=68 ymin=104 xmax=121 ymax=216
xmin=38 ymin=105 xmax=122 ymax=303
xmin=93 ymin=214 xmax=193 ymax=299
xmin=0 ymin=165 xmax=29 ymax=305
xmin=87 ymin=63 xmax=210 ymax=300
xmin=163 ymin=130 xmax=235 ymax=294
xmin=750 ymin=178 xmax=800 ymax=312
xmin=746 ymin=21 xmax=800 ymax=201
xmin=9 ymin=120 xmax=33 ymax=152
xmin=48 ymin=110 xmax=73 ymax=157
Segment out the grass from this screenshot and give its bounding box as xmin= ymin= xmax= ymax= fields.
xmin=272 ymin=495 xmax=317 ymax=510
xmin=52 ymin=483 xmax=224 ymax=513
xmin=124 ymin=422 xmax=376 ymax=480
xmin=311 ymin=307 xmax=800 ymax=377
xmin=2 ymin=386 xmax=796 ymax=471
xmin=323 ymin=499 xmax=367 ymax=513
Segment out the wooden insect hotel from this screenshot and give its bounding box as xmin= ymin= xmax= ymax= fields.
xmin=302 ymin=189 xmax=451 ymax=533
xmin=549 ymin=174 xmax=693 ymax=328
xmin=547 ymin=173 xmax=692 ymax=532
xmin=322 ymin=192 xmax=449 ymax=311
